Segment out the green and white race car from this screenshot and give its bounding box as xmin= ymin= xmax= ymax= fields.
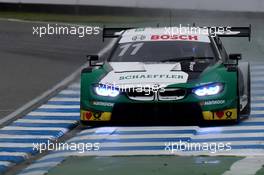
xmin=80 ymin=26 xmax=251 ymax=125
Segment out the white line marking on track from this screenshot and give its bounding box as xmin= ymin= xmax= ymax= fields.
xmin=28 ymin=112 xmax=79 ymax=116
xmin=252 ymin=73 xmax=264 ymax=76
xmin=0 ymin=63 xmax=87 ymax=125
xmin=0 ymin=17 xmax=90 ymax=27
xmin=251 ymin=66 xmax=264 ymax=70
xmin=14 ymin=119 xmax=77 ymax=124
xmin=68 ymin=83 xmax=80 ymax=89
xmin=69 ymin=132 xmax=264 ymax=142
xmin=251 ymin=84 xmax=264 ymax=88
xmin=86 ymin=141 xmax=260 ymax=148
xmin=251 ymin=111 xmax=264 ymax=115
xmin=59 ymin=90 xmax=80 ymax=95
xmin=2 ymin=126 xmax=68 ymax=132
xmin=0 ymin=161 xmax=12 ymax=167
xmin=222 ymin=156 xmax=264 ymax=175
xmin=69 ymin=134 xmax=194 ymax=142
xmin=39 ymin=105 xmax=79 ymax=109
xmin=252 ymin=89 xmax=264 ymax=93
xmin=243 ymin=117 xmax=264 ymax=122
xmin=0 ymin=152 xmax=28 ymax=157
xmin=22 ymin=162 xmax=60 ymax=170
xmin=36 ymin=148 xmax=264 ymax=161
xmin=0 ymin=143 xmax=35 ymax=148
xmin=49 ymin=97 xmax=80 ymax=102
xmin=252 ymin=78 xmax=264 ymax=81
xmin=78 ymin=125 xmax=264 ymax=134
xmin=252 ymin=103 xmax=264 ymax=107
xmin=79 ymin=126 xmax=199 ymax=134
xmin=0 ymin=134 xmax=53 ymax=139
xmin=18 ymin=170 xmax=47 ymax=175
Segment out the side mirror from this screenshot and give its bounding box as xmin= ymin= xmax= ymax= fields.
xmin=229 ymin=54 xmax=242 ymax=60
xmin=229 ymin=54 xmax=241 ymax=65
xmin=87 ymin=54 xmax=99 ymax=66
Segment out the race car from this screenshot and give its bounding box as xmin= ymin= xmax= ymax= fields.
xmin=80 ymin=26 xmax=251 ymax=125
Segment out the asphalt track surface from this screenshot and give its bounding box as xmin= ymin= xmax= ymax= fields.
xmin=1 ymin=10 xmax=264 ymax=175
xmin=0 ymin=19 xmax=104 ymax=120
xmin=10 ymin=67 xmax=264 ymax=175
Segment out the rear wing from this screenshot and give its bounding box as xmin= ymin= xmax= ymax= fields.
xmin=212 ymin=25 xmax=251 ymax=41
xmin=102 ymin=25 xmax=252 ymax=41
xmin=102 ymin=27 xmax=133 ymax=41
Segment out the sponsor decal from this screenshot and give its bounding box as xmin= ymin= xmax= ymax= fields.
xmin=189 ymin=62 xmax=195 ymax=71
xmin=132 ymin=35 xmax=146 ymax=41
xmin=180 ymin=61 xmax=210 ymax=72
xmin=135 ymin=28 xmax=145 ymax=32
xmin=214 ymin=110 xmax=233 ymax=119
xmin=214 ymin=111 xmax=224 ymax=119
xmin=225 ymin=111 xmax=233 ymax=119
xmin=119 ymin=74 xmax=184 ymax=80
xmin=201 ymin=100 xmax=226 ymax=106
xmin=202 ymin=108 xmax=237 ymax=120
xmin=151 ymin=35 xmax=198 ymax=41
xmin=92 ymin=101 xmax=114 ymax=107
xmin=81 ymin=110 xmax=111 ymax=121
xmin=93 ymin=112 xmax=102 ymax=120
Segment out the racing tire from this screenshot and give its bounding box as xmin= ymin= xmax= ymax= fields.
xmin=241 ymin=64 xmax=251 ymax=118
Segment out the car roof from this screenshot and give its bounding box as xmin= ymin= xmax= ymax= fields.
xmin=118 ymin=27 xmax=211 ymax=43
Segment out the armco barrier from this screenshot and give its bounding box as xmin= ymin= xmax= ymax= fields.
xmin=0 ymin=0 xmax=264 ymax=12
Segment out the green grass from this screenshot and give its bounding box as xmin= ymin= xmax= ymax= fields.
xmin=47 ymin=156 xmax=243 ymax=175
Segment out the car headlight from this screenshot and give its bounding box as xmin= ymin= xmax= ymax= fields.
xmin=193 ymin=83 xmax=223 ymax=96
xmin=94 ymin=85 xmax=120 ymax=97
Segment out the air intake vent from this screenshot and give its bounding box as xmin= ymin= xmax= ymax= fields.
xmin=158 ymin=88 xmax=186 ymax=101
xmin=126 ymin=88 xmax=154 ymax=101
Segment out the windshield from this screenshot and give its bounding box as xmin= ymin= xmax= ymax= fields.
xmin=109 ymin=41 xmax=216 ymax=62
